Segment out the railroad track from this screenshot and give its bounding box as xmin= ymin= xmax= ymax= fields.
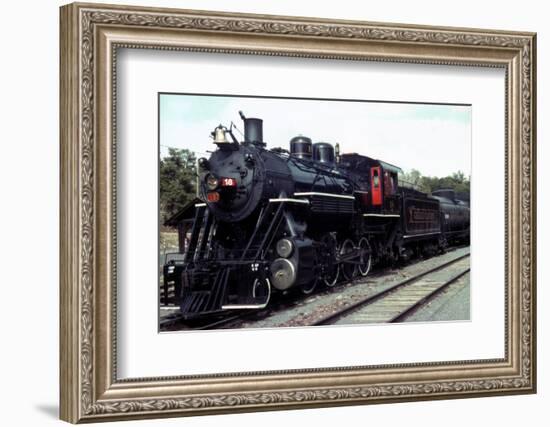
xmin=195 ymin=312 xmax=252 ymax=330
xmin=160 ymin=310 xmax=257 ymax=331
xmin=312 ymin=252 xmax=470 ymax=326
xmin=160 ymin=247 xmax=471 ymax=331
xmin=159 ymin=313 xmax=187 ymax=330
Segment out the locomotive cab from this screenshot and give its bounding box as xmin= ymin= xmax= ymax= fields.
xmin=340 ymin=154 xmax=401 ymax=216
xmin=378 ymin=161 xmax=401 ymax=215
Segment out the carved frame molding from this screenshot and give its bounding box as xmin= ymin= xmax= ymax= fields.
xmin=60 ymin=2 xmax=536 ymax=423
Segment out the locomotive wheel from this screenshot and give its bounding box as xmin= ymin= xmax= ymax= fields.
xmin=252 ymin=278 xmax=271 ymax=308
xmin=300 ymin=277 xmax=318 ymax=295
xmin=358 ymin=237 xmax=372 ymax=277
xmin=320 ymin=233 xmax=339 ymax=287
xmin=340 ymin=238 xmax=358 ymax=281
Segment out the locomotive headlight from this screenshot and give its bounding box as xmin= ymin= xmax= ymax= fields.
xmin=276 ymin=238 xmax=294 ymax=258
xmin=206 ymin=174 xmax=219 ymax=191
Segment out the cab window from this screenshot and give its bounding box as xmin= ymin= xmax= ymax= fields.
xmin=383 ymin=171 xmax=397 ymax=196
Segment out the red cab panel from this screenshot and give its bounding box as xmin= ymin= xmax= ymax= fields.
xmin=371 ymin=166 xmax=382 ymax=206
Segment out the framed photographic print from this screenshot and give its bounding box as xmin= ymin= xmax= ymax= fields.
xmin=60 ymin=2 xmax=537 ymax=423
xmin=158 ymin=93 xmax=473 ymax=332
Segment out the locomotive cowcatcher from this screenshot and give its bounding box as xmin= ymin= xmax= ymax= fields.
xmin=163 ymin=112 xmax=470 ymax=319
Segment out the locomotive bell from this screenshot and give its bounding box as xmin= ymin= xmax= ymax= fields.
xmin=212 ymin=124 xmax=229 ymax=144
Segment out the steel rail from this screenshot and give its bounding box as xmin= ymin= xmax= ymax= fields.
xmin=312 ymin=251 xmax=470 ymax=326
xmin=195 ymin=312 xmax=251 ymax=330
xmin=389 ymin=267 xmax=470 ymax=322
xmin=160 ymin=310 xmax=253 ymax=331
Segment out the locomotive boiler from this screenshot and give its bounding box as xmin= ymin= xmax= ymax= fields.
xmin=163 ymin=112 xmax=470 ymax=318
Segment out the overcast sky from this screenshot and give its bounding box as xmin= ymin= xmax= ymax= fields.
xmin=159 ymin=94 xmax=471 ymax=178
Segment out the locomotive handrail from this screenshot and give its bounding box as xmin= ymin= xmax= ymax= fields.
xmin=255 ymin=203 xmax=284 ymax=260
xmin=294 ymin=191 xmax=355 ymax=200
xmin=268 ymin=198 xmax=309 ymax=204
xmin=403 ymin=231 xmax=441 ymax=239
xmin=363 ymin=213 xmax=401 ymax=217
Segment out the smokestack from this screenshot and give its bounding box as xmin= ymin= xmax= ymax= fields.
xmin=239 ymin=111 xmax=264 ymax=146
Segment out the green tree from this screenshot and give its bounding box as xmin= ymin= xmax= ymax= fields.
xmin=160 ymin=148 xmax=197 ymax=222
xmin=399 ymin=169 xmax=423 ymax=188
xmin=400 ymin=169 xmax=470 ymax=198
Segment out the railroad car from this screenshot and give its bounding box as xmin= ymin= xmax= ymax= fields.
xmin=163 ymin=112 xmax=470 ymax=318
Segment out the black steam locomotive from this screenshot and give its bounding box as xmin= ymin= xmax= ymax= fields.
xmin=163 ymin=112 xmax=470 ymax=318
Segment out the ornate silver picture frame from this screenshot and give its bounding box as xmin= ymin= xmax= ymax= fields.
xmin=60 ymin=2 xmax=536 ymax=423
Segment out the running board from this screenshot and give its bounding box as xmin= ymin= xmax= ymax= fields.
xmin=221 ymin=303 xmax=269 ymax=310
